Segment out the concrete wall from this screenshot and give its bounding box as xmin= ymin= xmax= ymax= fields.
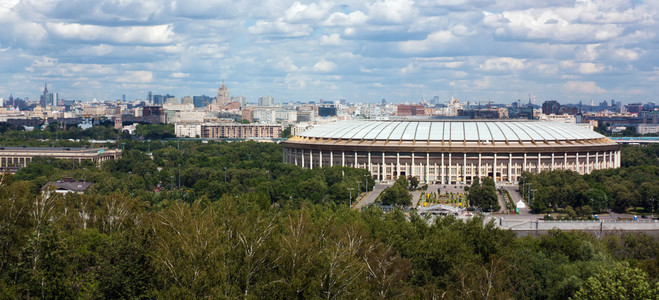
xmin=497 ymin=218 xmax=659 ymax=231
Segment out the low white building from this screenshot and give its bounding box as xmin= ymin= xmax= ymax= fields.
xmin=175 ymin=123 xmax=202 ymax=137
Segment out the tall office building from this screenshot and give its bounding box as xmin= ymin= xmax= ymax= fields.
xmin=147 ymin=91 xmax=153 ymax=104
xmin=153 ymin=95 xmax=164 ymax=105
xmin=193 ymin=95 xmax=212 ymax=108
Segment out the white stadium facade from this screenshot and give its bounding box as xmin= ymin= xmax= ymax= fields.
xmin=281 ymin=120 xmax=621 ymax=184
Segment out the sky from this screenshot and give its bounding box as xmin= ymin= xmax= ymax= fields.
xmin=0 ymin=0 xmax=658 ymax=104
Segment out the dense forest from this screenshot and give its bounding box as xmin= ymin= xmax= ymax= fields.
xmin=0 ymin=124 xmax=657 ymax=298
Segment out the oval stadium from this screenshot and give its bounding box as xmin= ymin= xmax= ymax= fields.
xmin=281 ymin=120 xmax=621 ymax=184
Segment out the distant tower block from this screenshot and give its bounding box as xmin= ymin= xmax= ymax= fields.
xmin=114 ymin=103 xmax=122 ymax=130
xmin=215 ymin=80 xmax=230 ymax=107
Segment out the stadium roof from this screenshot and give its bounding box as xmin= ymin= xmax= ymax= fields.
xmin=297 ymin=120 xmax=605 ymax=143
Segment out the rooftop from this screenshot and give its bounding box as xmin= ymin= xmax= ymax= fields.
xmin=297 ymin=120 xmax=605 ymax=143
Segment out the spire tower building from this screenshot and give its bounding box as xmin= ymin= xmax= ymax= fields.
xmin=114 ymin=103 xmax=122 ymax=130
xmin=215 ymin=81 xmax=230 ymax=107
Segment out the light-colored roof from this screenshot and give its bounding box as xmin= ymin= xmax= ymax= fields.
xmin=297 ymin=120 xmax=605 ymax=143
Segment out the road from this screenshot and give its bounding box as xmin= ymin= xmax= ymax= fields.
xmin=501 ymin=186 xmax=530 ymax=214
xmin=355 ymin=183 xmax=388 ymax=208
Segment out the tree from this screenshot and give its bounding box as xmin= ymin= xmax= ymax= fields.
xmin=408 ymin=176 xmax=419 ymax=190
xmin=571 ymin=263 xmax=657 ymax=300
xmin=380 ymin=184 xmax=412 ymax=207
xmin=380 ymin=176 xmax=412 ymax=207
xmin=468 ymin=177 xmax=499 ymax=212
xmin=282 ymin=126 xmax=292 ymax=138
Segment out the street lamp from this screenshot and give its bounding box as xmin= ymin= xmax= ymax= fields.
xmin=347 ymin=188 xmax=354 ymax=207
xmin=266 ymin=170 xmax=270 ymax=180
xmin=170 ymin=175 xmax=174 ymax=190
xmin=649 ymin=198 xmax=655 ymax=218
xmin=224 ymin=167 xmax=227 ymax=182
xmin=356 ymin=181 xmax=360 ymax=198
xmin=178 ymin=163 xmax=181 ymax=189
xmin=363 ymin=174 xmax=369 ymax=192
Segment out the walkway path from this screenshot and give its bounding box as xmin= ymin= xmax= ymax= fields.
xmin=355 ymin=183 xmax=388 ymax=209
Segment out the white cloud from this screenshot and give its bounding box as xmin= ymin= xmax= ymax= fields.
xmin=274 ymin=56 xmax=299 ymax=72
xmin=170 ymin=72 xmax=189 ymax=78
xmin=313 ymin=59 xmax=337 ymax=72
xmin=368 ymin=0 xmax=418 ymax=24
xmin=47 ymin=23 xmax=175 ymax=44
xmin=247 ymin=19 xmax=313 ymax=37
xmin=398 ymin=30 xmax=456 ymax=54
xmin=118 ymin=71 xmax=153 ymax=83
xmin=483 ymin=9 xmax=624 ymax=43
xmin=322 ymin=10 xmax=368 ymax=26
xmin=284 ymin=1 xmax=333 ymax=22
xmin=563 ymin=81 xmax=606 ymax=94
xmin=480 ymin=57 xmax=526 ymax=72
xmin=320 ymin=33 xmax=343 ymax=46
xmin=614 ymin=48 xmax=639 ymax=61
xmin=577 ymin=63 xmax=606 ymax=74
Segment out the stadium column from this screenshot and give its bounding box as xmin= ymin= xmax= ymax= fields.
xmin=368 ymin=152 xmax=371 ymax=176
xmin=382 ymin=152 xmax=385 ymax=181
xmin=575 ymin=152 xmax=580 ymax=174
xmin=294 ymin=149 xmax=298 ymax=166
xmin=586 ymin=152 xmax=590 ymax=173
xmin=551 ymin=152 xmax=555 ymax=171
xmin=537 ymin=154 xmax=541 ymax=173
xmin=448 ymin=153 xmax=452 ymax=184
xmin=478 ymin=153 xmax=482 ymax=179
xmin=493 ymin=153 xmax=497 ymax=182
xmin=523 ymin=153 xmax=527 ymax=172
xmin=302 ymin=149 xmax=305 ymax=168
xmin=463 ymin=153 xmax=466 ymax=184
xmin=441 ymin=153 xmax=445 ymax=184
xmin=309 ymin=150 xmax=313 ymax=170
xmin=319 ymin=150 xmax=322 ymax=168
xmin=411 ymin=153 xmax=415 ymax=178
xmin=508 ymin=153 xmax=512 ymax=183
xmin=354 ymin=151 xmax=357 ymax=168
xmin=426 ymin=152 xmax=430 ymax=183
xmin=564 ymin=152 xmax=568 ymax=170
xmin=342 ymin=151 xmax=345 ymax=167
xmin=330 ymin=151 xmax=333 ymax=167
xmin=396 ymin=152 xmax=400 ymax=178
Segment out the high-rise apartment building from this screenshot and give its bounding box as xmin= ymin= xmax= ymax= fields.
xmin=258 ymin=96 xmax=275 ymax=106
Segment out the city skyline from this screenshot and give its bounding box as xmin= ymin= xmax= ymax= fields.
xmin=1 ymin=0 xmax=658 ymax=104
